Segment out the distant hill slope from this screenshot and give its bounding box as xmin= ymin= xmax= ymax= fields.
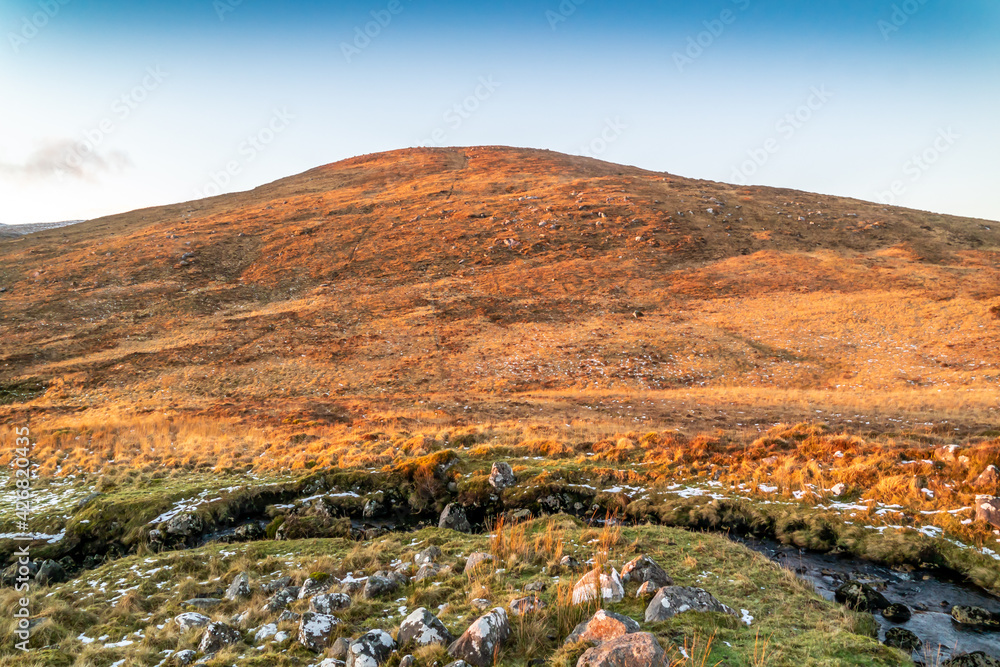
xmin=0 ymin=220 xmax=85 ymax=237
xmin=0 ymin=146 xmax=997 ymax=433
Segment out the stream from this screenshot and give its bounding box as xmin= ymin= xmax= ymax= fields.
xmin=740 ymin=538 xmax=1000 ymax=663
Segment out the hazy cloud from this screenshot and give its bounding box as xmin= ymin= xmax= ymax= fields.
xmin=0 ymin=140 xmax=132 ymax=180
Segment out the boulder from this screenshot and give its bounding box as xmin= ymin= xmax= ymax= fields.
xmin=509 ymin=595 xmax=544 ymax=616
xmin=398 ymin=607 xmax=455 ymax=648
xmin=310 ymin=592 xmax=352 ymax=614
xmin=254 ymin=623 xmax=278 ymax=643
xmin=232 ymin=521 xmax=265 ymax=541
xmin=445 ymin=662 xmax=472 ymax=667
xmin=399 ymin=656 xmax=415 ymax=667
xmin=331 ymin=636 xmax=352 ymax=661
xmin=951 ymin=605 xmax=1000 ymax=629
xmin=34 ymin=560 xmax=66 ymax=586
xmin=340 ymin=574 xmax=368 ymax=595
xmin=165 ymin=512 xmax=204 ymax=538
xmin=363 ymin=573 xmax=404 ymax=599
xmin=881 ymin=603 xmax=911 ymax=623
xmin=439 ymin=503 xmax=472 ymax=532
xmin=644 ymin=586 xmax=738 ymax=623
xmin=297 ymin=612 xmax=341 ymax=651
xmin=415 ymin=545 xmax=442 ymax=566
xmin=471 ymin=598 xmax=492 ymax=612
xmin=415 ymin=563 xmax=447 ymax=582
xmin=174 ymin=612 xmax=212 ymax=632
xmin=464 ymin=552 xmax=494 ymax=575
xmin=635 ymin=581 xmax=658 ymax=599
xmin=620 ymin=555 xmax=672 ymax=588
xmin=559 ymin=555 xmax=582 ymax=570
xmin=834 ymin=581 xmax=890 ymax=612
xmin=489 ymin=462 xmax=516 ymax=490
xmin=577 ymin=631 xmax=668 ymax=667
xmin=572 ymin=568 xmax=625 ymax=605
xmin=936 ymin=445 xmax=961 ymax=462
xmin=225 ymin=572 xmax=251 ymax=600
xmin=347 ymin=629 xmax=396 ymax=667
xmin=447 ymin=607 xmax=511 ymax=667
xmin=278 ymin=609 xmax=301 ymax=623
xmin=299 ymin=576 xmax=332 ymax=599
xmin=265 ymin=588 xmax=298 ymax=613
xmin=262 ymin=576 xmax=292 ymax=594
xmin=830 ymin=483 xmax=847 ymax=497
xmin=883 ymin=627 xmax=922 ymax=652
xmin=184 ymin=597 xmax=222 ymax=610
xmin=975 ymin=496 xmax=1000 ymax=529
xmin=524 ymin=580 xmax=546 ymax=592
xmin=198 ymin=622 xmax=242 ymax=654
xmin=172 ymin=649 xmax=197 ymax=665
xmin=565 ymin=609 xmax=640 ymax=645
xmin=942 ymin=654 xmax=1000 ymax=667
xmin=976 ymin=466 xmax=1000 ymax=491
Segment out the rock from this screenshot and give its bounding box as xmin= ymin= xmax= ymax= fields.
xmin=942 ymin=653 xmax=1000 ymax=667
xmin=509 ymin=595 xmax=545 ymax=616
xmin=265 ymin=588 xmax=298 ymax=613
xmin=524 ymin=581 xmax=546 ymax=592
xmin=399 ymin=657 xmax=415 ymax=667
xmin=34 ymin=560 xmax=66 ymax=586
xmin=198 ymin=622 xmax=242 ymax=654
xmin=644 ymin=586 xmax=738 ymax=623
xmin=445 ymin=662 xmax=471 ymax=667
xmin=363 ymin=574 xmax=402 ymax=599
xmin=415 ymin=562 xmax=447 ymax=582
xmin=620 ymin=555 xmax=673 ymax=588
xmin=278 ymin=609 xmax=301 ymax=622
xmin=331 ymin=636 xmax=352 ymax=661
xmin=471 ymin=598 xmax=492 ymax=612
xmin=225 ymin=572 xmax=251 ymax=600
xmin=834 ymin=581 xmax=890 ymax=612
xmin=172 ymin=649 xmax=197 ymax=665
xmin=398 ymin=607 xmax=455 ymax=648
xmin=636 ymin=581 xmax=659 ymax=599
xmin=951 ymin=605 xmax=1000 ymax=629
xmin=175 ymin=612 xmax=212 ymax=632
xmin=464 ymin=552 xmax=494 ymax=575
xmin=363 ymin=498 xmax=381 ymax=518
xmin=297 ymin=612 xmax=341 ymax=651
xmin=830 ymin=483 xmax=847 ymax=496
xmin=936 ymin=445 xmax=961 ymax=462
xmin=310 ymin=592 xmax=352 ymax=614
xmin=577 ymin=631 xmax=668 ymax=667
xmin=273 ymin=630 xmax=289 ymax=643
xmin=165 ymin=512 xmax=204 ymax=538
xmin=572 ymin=568 xmax=625 ymax=605
xmin=489 ymin=462 xmax=516 ymax=489
xmin=882 ymin=603 xmax=911 ymax=623
xmin=565 ymin=609 xmax=640 ymax=645
xmin=415 ymin=545 xmax=442 ymax=565
xmin=254 ymin=623 xmax=278 ymax=643
xmin=975 ymin=496 xmax=1000 ymax=529
xmin=262 ymin=576 xmax=292 ymax=594
xmin=347 ymin=629 xmax=396 ymax=667
xmin=447 ymin=607 xmax=511 ymax=667
xmin=883 ymin=627 xmax=922 ymax=652
xmin=299 ymin=576 xmax=332 ymax=599
xmin=439 ymin=503 xmax=472 ymax=532
xmin=232 ymin=521 xmax=265 ymax=541
xmin=340 ymin=574 xmax=368 ymax=595
xmin=977 ymin=466 xmax=1000 ymax=490
xmin=184 ymin=597 xmax=222 ymax=610
xmin=560 ymin=555 xmax=581 ymax=570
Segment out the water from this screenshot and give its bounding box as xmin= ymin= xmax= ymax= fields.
xmin=740 ymin=538 xmax=1000 ymax=662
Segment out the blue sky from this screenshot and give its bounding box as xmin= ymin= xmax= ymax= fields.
xmin=1 ymin=0 xmax=998 ymax=224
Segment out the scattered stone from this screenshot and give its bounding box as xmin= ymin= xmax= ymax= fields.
xmin=273 ymin=630 xmax=289 ymax=642
xmin=644 ymin=586 xmax=738 ymax=623
xmin=936 ymin=445 xmax=961 ymax=462
xmin=572 ymin=568 xmax=625 ymax=605
xmin=464 ymin=552 xmax=494 ymax=574
xmin=297 ymin=612 xmax=341 ymax=651
xmin=448 ymin=607 xmax=511 ymax=667
xmin=489 ymin=462 xmax=516 ymax=489
xmin=509 ymin=595 xmax=545 ymax=616
xmin=174 ymin=612 xmax=212 ymax=632
xmin=340 ymin=575 xmax=368 ymax=595
xmin=347 ymin=629 xmax=396 ymax=667
xmin=636 ymin=581 xmax=659 ymax=599
xmin=363 ymin=573 xmax=403 ymax=599
xmin=577 ymin=631 xmax=668 ymax=667
xmin=444 ymin=662 xmax=471 ymax=667
xmin=262 ymin=576 xmax=292 ymax=594
xmin=834 ymin=581 xmax=890 ymax=612
xmin=524 ymin=581 xmax=546 ymax=592
xmin=565 ymin=609 xmax=640 ymax=645
xmin=830 ymin=483 xmax=847 ymax=497
xmin=265 ymin=588 xmax=298 ymax=613
xmin=398 ymin=607 xmax=455 ymax=648
xmin=415 ymin=545 xmax=443 ymax=566
xmin=34 ymin=560 xmax=65 ymax=586
xmin=310 ymin=592 xmax=352 ymax=614
xmin=415 ymin=562 xmax=447 ymax=582
xmin=198 ymin=622 xmax=242 ymax=654
xmin=951 ymin=605 xmax=1000 ymax=629
xmin=975 ymin=496 xmax=1000 ymax=529
xmin=884 ymin=627 xmax=922 ymax=652
xmin=620 ymin=555 xmax=673 ymax=588
xmin=184 ymin=597 xmax=222 ymax=610
xmin=942 ymin=653 xmax=1000 ymax=667
xmin=440 ymin=503 xmax=472 ymax=532
xmin=471 ymin=598 xmax=492 ymax=612
xmin=225 ymin=572 xmax=251 ymax=600
xmin=559 ymin=555 xmax=581 ymax=570
xmin=278 ymin=609 xmax=301 ymax=623
xmin=976 ymin=466 xmax=1000 ymax=490
xmin=399 ymin=656 xmax=415 ymax=667
xmin=331 ymin=636 xmax=352 ymax=661
xmin=882 ymin=603 xmax=911 ymax=623
xmin=299 ymin=576 xmax=332 ymax=599
xmin=172 ymin=649 xmax=197 ymax=665
xmin=254 ymin=623 xmax=278 ymax=643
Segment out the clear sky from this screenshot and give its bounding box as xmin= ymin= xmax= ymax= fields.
xmin=1 ymin=0 xmax=998 ymax=225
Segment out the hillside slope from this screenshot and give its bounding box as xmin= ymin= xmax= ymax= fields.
xmin=1 ymin=146 xmax=998 ymax=447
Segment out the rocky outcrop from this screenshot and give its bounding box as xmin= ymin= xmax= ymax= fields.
xmin=834 ymin=581 xmax=889 ymax=612
xmin=576 ymin=632 xmax=668 ymax=667
xmin=572 ymin=568 xmax=625 ymax=605
xmin=398 ymin=607 xmax=455 ymax=648
xmin=620 ymin=555 xmax=672 ymax=588
xmin=565 ymin=609 xmax=640 ymax=645
xmin=447 ymin=607 xmax=511 ymax=667
xmin=644 ymin=586 xmax=738 ymax=622
xmin=439 ymin=504 xmax=472 ymax=533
